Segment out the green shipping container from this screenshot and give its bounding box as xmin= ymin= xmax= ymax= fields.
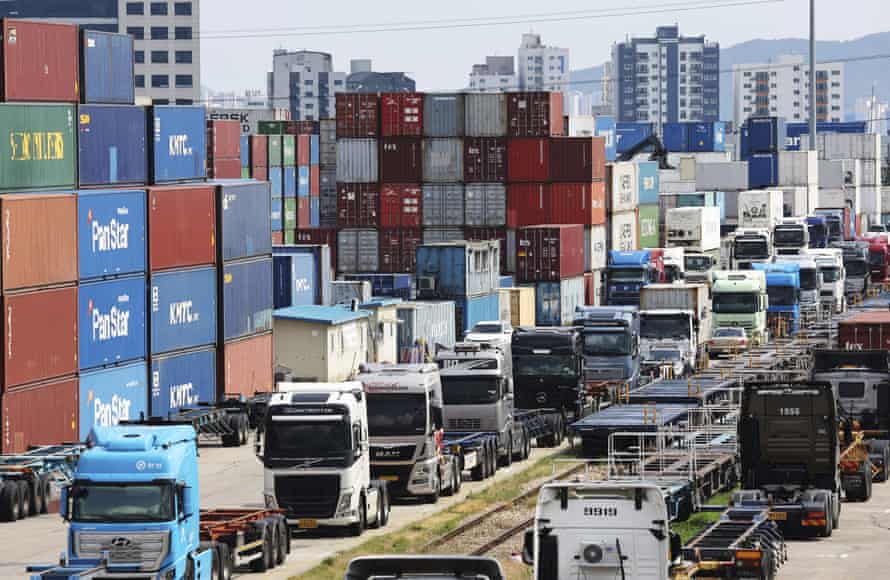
xmin=257 ymin=120 xmax=288 ymax=135
xmin=282 ymin=135 xmax=296 ymax=166
xmin=0 ymin=104 xmax=76 ymax=191
xmin=639 ymin=204 xmax=659 ymax=249
xmin=284 ymin=198 xmax=297 ymax=229
xmin=240 ymin=167 xmax=251 ymax=179
xmin=268 ymin=136 xmax=282 ymax=167
xmin=284 ymin=229 xmax=295 ymax=244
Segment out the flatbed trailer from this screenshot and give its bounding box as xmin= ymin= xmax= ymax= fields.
xmin=0 ymin=444 xmax=85 ymax=522
xmin=198 ymin=508 xmax=290 ymax=574
xmin=571 ymin=404 xmax=690 ymax=456
xmin=622 ymin=378 xmax=739 ymax=407
xmin=144 ymin=402 xmax=251 ymax=447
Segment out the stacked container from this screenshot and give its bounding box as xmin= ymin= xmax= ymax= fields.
xmin=607 ymin=162 xmax=640 ymax=252
xmin=319 ymin=119 xmax=338 ymax=227
xmin=740 ymin=116 xmax=784 ymax=189
xmin=423 ymin=93 xmax=465 ymax=248
xmin=207 ymin=119 xmax=242 ymax=179
xmin=516 ymin=225 xmax=585 ymax=326
xmin=637 ymin=161 xmax=660 ymax=249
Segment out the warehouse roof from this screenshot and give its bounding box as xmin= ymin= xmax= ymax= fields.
xmin=274 ymin=305 xmax=370 ymax=325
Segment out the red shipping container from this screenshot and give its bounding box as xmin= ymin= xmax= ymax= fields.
xmin=507 ymin=92 xmax=564 ymax=137
xmin=507 ymin=183 xmax=548 ymax=228
xmin=336 ymin=94 xmax=379 ymax=138
xmin=516 ymin=225 xmax=584 ymax=282
xmin=464 ymin=137 xmax=507 ymax=183
xmin=220 ymin=333 xmax=273 ymax=398
xmin=3 ymin=286 xmax=78 ymax=390
xmin=0 ymin=194 xmax=77 ymax=292
xmin=211 ymin=158 xmax=242 ymax=179
xmin=310 ymin=165 xmax=320 ymax=196
xmin=507 ymin=138 xmax=550 ymax=182
xmin=379 ymin=228 xmax=422 ymax=273
xmin=250 ymin=135 xmax=268 ymax=167
xmin=148 ymin=185 xmax=216 ymax=271
xmin=548 ymin=182 xmax=606 ymax=226
xmin=252 ymin=165 xmax=268 ymax=181
xmin=207 ymin=120 xmax=240 ymax=159
xmin=550 ymin=137 xmax=606 ymax=182
xmin=2 ymin=377 xmax=78 ymax=453
xmin=380 ymin=137 xmax=423 ymax=182
xmin=584 ymin=272 xmax=595 ymax=306
xmin=838 ymin=312 xmax=890 ymax=349
xmin=2 ymin=20 xmax=79 ymax=102
xmin=297 ymin=134 xmax=311 ymax=166
xmin=297 ymin=197 xmax=310 ymax=228
xmin=380 ymin=93 xmax=424 ymax=137
xmin=380 ymin=184 xmax=422 ymax=228
xmin=272 ymin=231 xmax=283 ymax=244
xmin=465 ymin=227 xmax=509 ymax=274
xmin=337 ymin=183 xmax=379 ymax=227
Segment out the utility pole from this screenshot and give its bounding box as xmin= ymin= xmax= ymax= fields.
xmin=808 ymin=0 xmax=817 ymax=151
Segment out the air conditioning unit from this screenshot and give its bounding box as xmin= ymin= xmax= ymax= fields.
xmin=578 ymin=541 xmax=620 ymax=568
xmin=417 ymin=276 xmax=437 ymax=296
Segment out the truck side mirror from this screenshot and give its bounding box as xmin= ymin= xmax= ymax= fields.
xmin=181 ymin=484 xmax=196 ymax=519
xmin=59 ymin=486 xmax=69 ymax=520
xmin=669 ymin=531 xmax=682 ymax=562
xmin=522 ymin=530 xmax=535 ymax=565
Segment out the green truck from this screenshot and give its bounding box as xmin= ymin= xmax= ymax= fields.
xmin=710 ymin=270 xmax=769 ymax=345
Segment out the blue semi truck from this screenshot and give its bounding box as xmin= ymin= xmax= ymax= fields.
xmin=604 ymin=250 xmax=664 ymax=306
xmin=753 ymin=262 xmax=801 ymax=335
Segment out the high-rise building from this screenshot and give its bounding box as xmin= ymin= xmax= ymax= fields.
xmin=0 ymin=0 xmax=119 ymax=31
xmin=517 ymin=33 xmax=569 ymax=93
xmin=346 ymin=59 xmax=415 ymax=94
xmin=269 ymin=50 xmax=346 ymax=121
xmin=468 ymin=56 xmax=516 ymax=92
xmin=611 ymin=25 xmax=719 ymax=124
xmin=733 ymin=55 xmax=844 ymax=124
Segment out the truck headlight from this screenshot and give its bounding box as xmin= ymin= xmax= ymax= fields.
xmin=336 ymin=491 xmax=353 ymax=515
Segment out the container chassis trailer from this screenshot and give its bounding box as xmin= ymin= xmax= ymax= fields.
xmin=0 ymin=444 xmax=85 ymax=522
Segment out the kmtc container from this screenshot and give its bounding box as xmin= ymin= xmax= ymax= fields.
xmin=220 ymin=332 xmax=273 ymax=399
xmin=80 ymin=30 xmax=134 ymax=105
xmin=78 ymin=361 xmax=148 ymax=439
xmin=150 ymin=347 xmax=217 ymax=416
xmin=507 ymin=138 xmax=550 ymax=182
xmin=464 ymin=137 xmax=507 ymax=183
xmin=464 ymin=184 xmax=506 ymax=227
xmin=150 ymin=105 xmax=207 ymax=183
xmin=507 ymin=92 xmax=564 ymax=137
xmin=423 ymin=139 xmax=463 ymax=182
xmin=455 ymin=293 xmax=499 ymax=335
xmin=516 ymin=225 xmax=585 ymax=283
xmin=4 ymin=286 xmax=78 ymax=389
xmin=78 ymin=105 xmax=147 ymax=186
xmin=0 ymin=193 xmax=77 ymax=291
xmin=337 ymin=139 xmax=378 ymax=182
xmin=337 ymin=229 xmax=379 ymax=273
xmin=0 ymin=103 xmax=76 ymax=191
xmin=531 ymin=276 xmax=585 ymax=326
xmin=338 ymin=183 xmax=379 ymax=227
xmin=380 ymin=137 xmax=422 ymax=182
xmin=397 ymin=301 xmax=457 ymax=352
xmin=379 ymin=228 xmax=422 ymax=274
xmin=2 ymin=19 xmax=79 ymax=102
xmin=336 ymin=94 xmax=379 ymax=138
xmin=214 ymin=180 xmax=272 ymax=262
xmin=2 ymin=377 xmax=79 ymax=454
xmin=150 ymin=266 xmax=217 ymax=355
xmin=465 ymin=93 xmax=507 ymax=137
xmin=380 ymin=184 xmax=422 ymax=228
xmin=549 ymin=137 xmax=606 ymax=182
xmin=422 ymin=184 xmax=464 ymax=226
xmin=381 ymin=93 xmax=424 ymax=137
xmin=221 ymin=257 xmax=273 ymax=341
xmin=415 ymin=240 xmax=499 ymax=298
xmin=77 ymin=189 xmax=146 ymax=280
xmin=148 ymin=185 xmax=216 ymax=271
xmin=424 ymin=93 xmax=464 ymax=137
xmin=79 ymin=276 xmax=147 ymax=371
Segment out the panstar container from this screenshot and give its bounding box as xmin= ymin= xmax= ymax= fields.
xmin=506 ymin=92 xmax=564 ymax=137
xmin=507 ymin=138 xmax=550 ymax=182
xmin=464 ymin=137 xmax=507 ymax=182
xmin=78 ymin=361 xmax=147 ymax=439
xmin=80 ymin=29 xmax=134 ymax=104
xmin=220 ymin=257 xmax=273 ymax=341
xmin=516 ymin=225 xmax=585 ymax=283
xmin=78 ymin=105 xmax=147 ymax=186
xmin=380 ymin=184 xmax=422 ymax=228
xmin=77 ymin=189 xmax=146 ymax=280
xmin=220 ymin=332 xmax=273 ymax=398
xmin=379 ymin=228 xmax=423 ymax=274
xmin=150 ymin=106 xmax=207 ymax=183
xmin=149 ymin=347 xmax=216 ymax=416
xmin=549 ymin=137 xmax=606 ymax=182
xmin=213 ymin=180 xmax=272 ymax=261
xmin=380 ymin=137 xmax=422 ymax=182
xmin=2 ymin=377 xmax=79 ymax=453
xmin=506 ymin=183 xmax=548 ymax=228
xmin=381 ymin=93 xmax=424 ymax=136
xmin=0 ymin=103 xmax=76 ymax=191
xmin=336 ymin=94 xmax=379 ymax=138
xmin=149 ymin=266 xmax=217 ymax=355
xmin=548 ymin=182 xmax=606 ymax=226
xmin=79 ymin=276 xmax=147 ymax=371
xmin=2 ymin=19 xmax=79 ymax=102
xmin=338 ymin=183 xmax=379 ymax=227
xmin=148 ymin=185 xmax=216 ymax=271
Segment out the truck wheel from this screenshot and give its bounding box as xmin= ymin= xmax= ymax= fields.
xmin=864 ymin=463 xmax=874 ymax=501
xmin=522 ymin=431 xmax=531 ymax=460
xmin=221 ymin=414 xmax=240 ymax=447
xmin=441 ymin=465 xmax=455 ymax=498
xmin=379 ymin=488 xmax=391 ymax=527
xmin=276 ymin=518 xmax=289 ymax=564
xmin=426 ymin=470 xmax=441 ymax=503
xmin=499 ymin=434 xmax=513 ymax=468
xmin=215 ymin=542 xmax=233 ymax=580
xmin=451 ymin=463 xmax=462 ymax=495
xmin=833 ymin=495 xmax=841 ymax=530
xmin=471 ymin=456 xmax=485 ymax=481
xmin=249 ymin=523 xmax=273 ymax=572
xmin=266 ymin=520 xmax=280 ymax=569
xmin=488 ymin=442 xmax=498 ymax=477
xmin=0 ymin=484 xmax=20 ymax=521
xmin=35 ymin=476 xmax=48 ymax=514
xmin=17 ymin=481 xmax=31 ymax=518
xmin=348 ymin=495 xmax=366 ymax=537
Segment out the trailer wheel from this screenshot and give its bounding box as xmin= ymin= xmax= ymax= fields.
xmin=16 ymin=481 xmax=31 ymax=518
xmin=820 ymin=496 xmax=833 ymax=538
xmin=486 ymin=442 xmax=497 ymax=478
xmin=221 ymin=414 xmax=241 ymax=447
xmin=522 ymin=430 xmax=531 ymax=460
xmin=266 ymin=520 xmax=280 ymax=569
xmin=0 ymin=484 xmax=20 ymax=521
xmin=499 ymin=434 xmax=513 ymax=468
xmin=863 ymin=462 xmax=874 ymax=501
xmin=451 ymin=462 xmax=462 ymax=495
xmin=35 ymin=476 xmax=49 ymax=515
xmin=379 ymin=487 xmax=390 ymax=527
xmin=215 ymin=542 xmax=233 ymax=580
xmin=275 ymin=518 xmax=289 ymax=564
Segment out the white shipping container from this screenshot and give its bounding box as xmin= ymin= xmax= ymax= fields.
xmin=659 ymin=178 xmax=697 ymax=194
xmin=679 ymin=157 xmax=696 ymax=182
xmin=778 ymin=150 xmax=818 ymax=187
xmin=817 ymin=188 xmax=846 ymax=209
xmin=666 ymin=151 xmax=729 ymax=168
xmin=860 ymin=185 xmax=881 ymax=217
xmin=589 ymin=224 xmax=607 ymax=270
xmin=609 ymin=162 xmax=639 ymax=212
xmin=780 ymin=186 xmax=808 ymax=217
xmin=738 ymin=189 xmax=784 ymax=229
xmin=336 ymin=139 xmax=379 ymax=182
xmin=811 ymin=133 xmax=882 ymax=161
xmin=860 ymin=159 xmax=881 ymax=186
xmin=568 ymin=115 xmax=595 ymax=137
xmin=610 ymin=210 xmax=638 ymax=251
xmin=807 ymin=185 xmax=819 ymax=215
xmin=696 ymin=161 xmax=749 ymax=191
xmin=665 ymin=207 xmax=721 ymax=252
xmin=423 ymin=138 xmax=464 ymax=182
xmin=465 ymin=93 xmax=507 ymax=137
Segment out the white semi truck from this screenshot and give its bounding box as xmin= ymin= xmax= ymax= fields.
xmin=639 ymin=283 xmax=711 ymax=374
xmin=808 ymin=248 xmax=846 ymax=314
xmin=666 ymin=207 xmax=721 ymax=284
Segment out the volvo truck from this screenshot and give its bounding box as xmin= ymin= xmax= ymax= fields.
xmin=710 ymin=270 xmax=769 ymax=345
xmin=572 ymin=306 xmax=640 ymax=390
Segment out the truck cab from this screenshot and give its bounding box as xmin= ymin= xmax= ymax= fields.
xmin=684 ymin=252 xmax=719 ymax=285
xmin=774 ymin=218 xmax=810 ymax=255
xmin=814 ymin=208 xmax=849 ymax=243
xmin=710 ymin=271 xmax=768 ymax=345
xmin=832 ymin=240 xmax=870 ymax=298
xmin=753 ymin=262 xmax=801 ymax=335
xmin=806 ymin=215 xmax=829 ymax=249
xmin=859 ymin=233 xmax=890 ymax=284
xmin=639 ymin=309 xmax=695 ymax=376
xmin=773 ymin=256 xmax=823 ymax=323
xmin=605 ymin=250 xmax=663 ymax=306
xmin=572 ymin=306 xmax=640 ymax=389
xmin=659 ymin=247 xmax=685 ymax=282
xmin=811 ymin=349 xmax=890 ymax=431
xmin=808 ymin=248 xmax=846 ymax=314
xmin=732 ymin=228 xmax=773 ymax=270
xmin=259 ymin=382 xmax=387 ymax=534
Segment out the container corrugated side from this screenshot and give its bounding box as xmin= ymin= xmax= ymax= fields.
xmin=150 ymin=267 xmax=217 ymax=355
xmin=79 ymin=276 xmax=147 ymax=371
xmin=516 ymin=225 xmax=585 ymax=283
xmin=423 ymin=184 xmax=465 ymax=226
xmin=397 ymin=301 xmax=456 ymax=353
xmin=380 ymin=93 xmax=424 ymax=137
xmin=150 ymin=106 xmax=207 ymax=183
xmin=78 ymin=361 xmax=147 ymax=439
xmin=77 ymin=189 xmax=146 ymax=280
xmin=422 ymin=138 xmax=463 ymax=182
xmin=148 ymin=185 xmax=217 ymax=272
xmin=221 ymin=257 xmax=273 ymax=341
xmin=638 ymin=204 xmax=659 ymax=249
xmin=214 ymin=180 xmax=272 ymax=261
xmin=507 ymin=138 xmax=550 ymax=182
xmin=2 ymin=20 xmax=79 ymax=102
xmin=2 ymin=377 xmax=79 ymax=453
xmin=81 ymin=30 xmax=134 ymax=105
xmin=588 ymin=225 xmax=607 ymax=271
xmin=380 ymin=184 xmax=422 ymax=228
xmin=337 ymin=229 xmax=379 ymax=273
xmin=336 ymin=94 xmax=379 ymax=138
xmin=610 ymin=210 xmax=639 ymax=251
xmin=507 ymin=183 xmax=548 ymax=228
xmin=220 ymin=332 xmax=273 ymax=398
xmin=464 ymin=137 xmax=506 ymax=183
xmin=379 ymin=228 xmax=422 ymax=273
xmin=337 ymin=183 xmax=379 ymax=227
xmin=532 ymin=276 xmax=585 ymax=326
xmin=380 ymin=137 xmax=423 ymax=182
xmin=0 ymin=104 xmax=76 ymax=191
xmin=150 ymin=348 xmax=217 ymax=416
xmin=424 ymin=93 xmax=465 ymax=137
xmin=337 ymin=139 xmax=378 ymax=182
xmin=464 ymin=184 xmax=506 ymax=226
xmin=78 ymin=105 xmax=147 ymax=186
xmin=465 ymin=93 xmax=507 ymax=137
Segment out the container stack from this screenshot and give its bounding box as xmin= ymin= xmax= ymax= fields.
xmin=740 ymin=116 xmax=784 ymax=189
xmin=207 ymin=119 xmax=242 ymax=178
xmin=422 ymin=93 xmax=466 ymax=247
xmin=319 ymin=119 xmax=338 ymax=227
xmin=637 ymin=161 xmax=661 ymax=250
xmin=607 ymin=162 xmax=640 ymax=253
xmin=807 ymin=133 xmax=883 ymax=228
xmin=516 ymin=225 xmax=586 ymax=326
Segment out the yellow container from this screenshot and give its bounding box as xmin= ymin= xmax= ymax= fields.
xmin=500 ymin=287 xmax=536 ymax=328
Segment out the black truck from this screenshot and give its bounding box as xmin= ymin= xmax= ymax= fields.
xmin=511 ymin=327 xmax=592 ymax=446
xmin=734 ymin=381 xmax=841 ymax=538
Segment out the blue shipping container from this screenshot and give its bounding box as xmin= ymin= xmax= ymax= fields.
xmin=784 ymin=121 xmax=867 ymax=150
xmin=79 ymin=361 xmax=148 ymax=439
xmin=221 ymin=258 xmax=273 ymax=341
xmin=748 ymin=153 xmax=779 ymax=188
xmin=151 ymin=106 xmax=207 ymax=183
xmin=214 ymin=180 xmax=273 ymax=261
xmin=616 ymin=123 xmax=653 ymax=154
xmin=534 ymin=277 xmax=585 ymax=326
xmin=415 ymin=243 xmax=498 ymax=299
xmin=240 ymin=135 xmax=250 ymax=168
xmin=77 ymin=189 xmax=147 ymax=280
xmin=745 ymin=117 xmax=785 ymax=154
xmin=270 ymin=167 xmax=284 ymax=197
xmin=150 ymin=348 xmax=217 ymax=417
xmin=81 ymin=30 xmax=135 ymax=105
xmin=662 ymin=123 xmax=689 ymax=152
xmin=637 ymin=161 xmax=660 ymax=205
xmin=298 ymin=166 xmax=310 ymax=197
xmin=150 ymin=267 xmax=217 ymax=355
xmin=284 ymin=167 xmax=297 ymax=197
xmin=271 ymin=198 xmax=283 ymax=231
xmin=274 ymin=253 xmax=318 ymax=308
xmin=455 ymin=293 xmax=499 ymax=335
xmin=78 ymin=105 xmax=148 ymax=186
xmin=80 ymin=276 xmax=147 ymax=371
xmin=273 ymin=245 xmax=332 ymax=305
xmin=499 ymin=275 xmax=514 ymax=288
xmin=594 ymin=116 xmax=617 ymax=161
xmin=310 ymin=135 xmax=320 ymax=165
xmin=689 ymin=122 xmax=726 ymax=153
xmin=310 ymin=197 xmax=320 ymax=227
xmin=344 ymin=273 xmax=413 ymax=300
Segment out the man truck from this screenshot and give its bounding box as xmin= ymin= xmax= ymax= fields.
xmin=710 ymin=270 xmax=769 ymax=345
xmin=572 ymin=306 xmax=640 ymax=391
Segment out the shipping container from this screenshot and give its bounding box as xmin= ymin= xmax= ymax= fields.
xmin=837 ymin=312 xmax=890 ymax=350
xmin=465 ymin=93 xmax=507 ymax=137
xmin=320 ymin=168 xmax=336 ymax=193
xmin=296 ymin=134 xmax=310 ymax=166
xmin=0 ymin=103 xmax=76 ymax=191
xmin=150 ymin=347 xmax=216 ymax=416
xmin=280 ymin=135 xmax=295 ymax=166
xmin=424 ymin=93 xmax=464 ymax=137
xmin=380 ymin=137 xmax=422 ymax=182
xmin=150 ymin=106 xmax=207 ymax=183
xmin=78 ymin=361 xmax=147 ymax=439
xmin=268 ymin=166 xmax=283 ymax=197
xmin=79 ymin=105 xmax=147 ymax=188
xmin=284 ymin=197 xmax=297 ymax=229
xmin=464 ymin=137 xmax=507 ymax=182
xmin=240 ymin=136 xmax=249 ymax=167
xmin=506 ymin=183 xmax=548 ymax=228
xmin=207 ymin=120 xmax=240 ymax=159
xmin=220 ymin=332 xmax=273 ymax=399
xmin=338 ymin=182 xmax=379 ymax=227
xmin=548 ymin=182 xmax=606 ymax=226
xmin=610 ymin=209 xmax=639 ymax=251
xmin=220 ymin=257 xmax=273 ymax=341
xmin=745 ymin=117 xmax=785 ymax=155
xmin=549 ymin=137 xmax=606 ymax=181
xmin=500 ymin=287 xmax=535 ymax=327
xmin=294 ymin=228 xmax=338 ymax=271
xmin=336 ymin=94 xmax=379 ymax=138
xmin=455 ymin=293 xmax=499 ymax=335
xmin=397 ymin=301 xmax=457 ymax=353
xmin=320 ymin=192 xmax=337 ymax=227
xmin=4 ymin=286 xmax=78 ymax=389
xmin=378 ymin=228 xmax=422 ymax=273
xmin=298 ymin=166 xmax=309 ymax=196
xmin=250 ymin=134 xmax=268 ymax=167
xmin=607 ymin=162 xmax=639 ymax=212
xmin=785 ymin=122 xmax=866 ymax=150
xmin=662 ymin=123 xmax=689 ymax=152
xmin=268 ymin=135 xmax=282 ymax=167
xmin=310 ymin=134 xmax=320 ymax=165
xmin=337 ymin=138 xmax=378 ymax=182
xmin=79 ymin=276 xmax=146 ymax=371
xmin=781 ymin=186 xmax=809 ymax=217
xmin=587 ymin=224 xmax=608 ymax=271
xmin=615 ymin=122 xmax=653 ymax=154
xmin=638 ymin=204 xmax=659 ymax=249
xmin=380 ymin=184 xmax=422 ymax=228
xmin=695 ymin=161 xmax=749 ymax=191
xmin=422 ymin=138 xmax=463 ymax=182
xmin=422 ymin=227 xmax=465 ymax=245
xmin=422 ymin=184 xmax=465 ymax=226
xmin=80 ymin=29 xmax=134 ymax=104
xmin=214 ymin=180 xmax=272 ymax=261
xmin=310 ymin=197 xmax=320 ymax=227
xmin=415 ymin=241 xmax=499 ymax=298
xmin=464 ymin=227 xmax=512 ymax=274
xmin=748 ymin=153 xmax=779 ymax=188
xmin=337 ymin=229 xmax=379 ymax=273
xmin=2 ymin=19 xmax=78 ymax=102
xmin=506 ymin=92 xmax=564 ymax=137
xmin=507 ymin=138 xmax=550 ymax=182
xmin=595 ymin=116 xmax=617 ymax=161
xmin=637 ymin=161 xmax=660 ymax=205
xmin=342 ymin=273 xmax=412 ymax=300
xmin=2 ymin=377 xmax=78 ymax=454
xmin=310 ymin=165 xmax=320 ymax=196
xmin=148 ymin=185 xmax=216 ymax=271
xmin=689 ymin=122 xmax=726 ymax=153
xmin=531 ymin=276 xmax=585 ymax=326
xmin=516 ymin=225 xmax=585 ymax=283
xmin=464 ymin=183 xmax=506 ymax=226
xmin=273 ymin=244 xmax=332 ymax=306
xmin=284 ymin=166 xmax=296 ymax=197
xmin=150 ymin=266 xmax=217 ymax=355
xmin=77 ymin=189 xmax=146 ymax=280
xmin=0 ymin=194 xmax=77 ymax=291
xmin=380 ymin=92 xmax=424 ymax=136
xmin=210 ymin=158 xmax=241 ymax=180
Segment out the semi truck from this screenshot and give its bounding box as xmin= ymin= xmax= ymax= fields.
xmin=659 ymin=247 xmax=685 ymax=282
xmin=29 ymin=423 xmax=291 ymax=579
xmin=666 ymin=207 xmax=721 ymax=285
xmin=773 ymin=217 xmax=810 ymax=255
xmin=753 ymin=262 xmax=801 ymax=335
xmin=809 ymin=248 xmax=846 ymax=314
xmin=814 ymin=208 xmax=849 ymax=243
xmin=859 ymin=233 xmax=890 ymax=284
xmin=605 ymin=250 xmax=664 ymax=306
xmin=710 ymin=270 xmax=769 ymax=345
xmin=639 ymin=283 xmax=711 ymax=373
xmin=732 ymin=228 xmax=773 ymax=270
xmin=258 ymin=382 xmax=390 ymax=536
xmin=806 ymin=214 xmax=830 ymax=248
xmin=832 ymin=240 xmax=870 ymax=299
xmin=572 ymin=306 xmax=640 ymax=390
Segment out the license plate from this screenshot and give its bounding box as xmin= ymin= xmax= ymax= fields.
xmin=298 ymin=519 xmax=318 ymax=529
xmin=380 ymin=475 xmax=399 ymax=481
xmin=769 ymin=512 xmax=787 ymax=521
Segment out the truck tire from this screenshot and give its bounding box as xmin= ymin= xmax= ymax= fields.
xmin=379 ymin=487 xmax=391 ymax=527
xmin=864 ymin=462 xmax=874 ymax=501
xmin=35 ymin=476 xmax=49 ymax=515
xmin=276 ymin=518 xmax=289 ymax=564
xmin=16 ymin=480 xmax=31 ymax=518
xmin=441 ymin=464 xmax=455 ymax=498
xmin=348 ymin=495 xmax=366 ymax=537
xmin=487 ymin=441 xmax=498 ymax=477
xmin=221 ymin=414 xmax=241 ymax=448
xmin=833 ymin=495 xmax=841 ymax=530
xmin=522 ymin=431 xmax=531 ymax=460
xmin=451 ymin=462 xmax=462 ymax=495
xmin=215 ymin=542 xmax=233 ymax=580
xmin=266 ymin=520 xmax=280 ymax=569
xmin=0 ymin=484 xmax=20 ymax=521
xmin=249 ymin=523 xmax=273 ymax=572
xmin=471 ymin=454 xmax=486 ymax=481
xmin=499 ymin=434 xmax=513 ymax=468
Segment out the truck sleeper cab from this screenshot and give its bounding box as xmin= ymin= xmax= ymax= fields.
xmin=732 ymin=228 xmax=772 ymax=270
xmin=710 ymin=271 xmax=769 ymax=345
xmin=753 ymin=263 xmax=801 ymax=335
xmin=605 ymin=250 xmax=662 ymax=306
xmin=572 ymin=306 xmax=640 ymax=390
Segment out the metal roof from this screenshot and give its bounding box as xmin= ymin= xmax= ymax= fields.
xmin=274 ymin=305 xmax=370 ymax=325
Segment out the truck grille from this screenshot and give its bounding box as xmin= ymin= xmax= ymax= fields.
xmin=820 ymin=290 xmax=835 ymax=298
xmin=448 ymin=418 xmax=481 ymax=431
xmin=75 ymin=531 xmax=169 ymax=571
xmin=370 ymin=445 xmax=416 ymax=462
xmin=275 ymin=474 xmax=340 ymax=518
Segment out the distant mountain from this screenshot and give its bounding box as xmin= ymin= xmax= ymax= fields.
xmin=569 ymin=64 xmax=605 ymax=100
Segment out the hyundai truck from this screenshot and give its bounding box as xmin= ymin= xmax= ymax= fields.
xmin=732 ymin=228 xmax=773 ymax=270
xmin=753 ymin=262 xmax=801 ymax=335
xmin=832 ymin=240 xmax=870 ymax=299
xmin=710 ymin=270 xmax=769 ymax=345
xmin=809 ymin=248 xmax=846 ymax=314
xmin=639 ymin=283 xmax=711 ymax=372
xmin=806 ymin=214 xmax=829 ymax=248
xmin=259 ymin=382 xmax=390 ymax=536
xmin=605 ymin=250 xmax=663 ymax=306
xmin=773 ymin=217 xmax=810 ymax=255
xmin=573 ymin=306 xmax=640 ymax=390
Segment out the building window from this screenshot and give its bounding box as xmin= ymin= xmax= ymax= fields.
xmin=127 ymin=27 xmax=144 ymax=40
xmin=151 ymin=51 xmax=168 ymax=64
xmin=303 ymin=79 xmax=314 ymax=86
xmin=151 ymin=27 xmax=168 ymax=40
xmin=154 ymin=99 xmax=169 ymax=105
xmin=176 ymin=99 xmax=194 ymax=105
xmin=135 ymin=51 xmax=145 ymax=64
xmin=151 ymin=75 xmax=169 ymax=88
xmin=175 ymin=50 xmax=192 ymax=64
xmin=150 ymin=2 xmax=168 ymax=15
xmin=175 ymin=74 xmax=193 ymax=88
xmin=175 ymin=27 xmax=192 ymax=40
xmin=174 ymin=2 xmax=192 ymax=15
xmin=135 ymin=75 xmax=145 ymax=88
xmin=126 ymin=2 xmax=144 ymax=15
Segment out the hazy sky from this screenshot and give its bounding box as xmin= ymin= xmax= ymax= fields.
xmin=200 ymin=0 xmax=888 ymax=94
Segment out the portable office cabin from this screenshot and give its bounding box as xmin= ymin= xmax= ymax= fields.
xmin=415 ymin=240 xmax=500 ymax=299
xmin=360 ymin=298 xmax=402 ymax=364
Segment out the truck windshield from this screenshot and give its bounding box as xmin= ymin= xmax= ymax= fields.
xmin=846 ymin=261 xmax=868 ymax=276
xmin=799 ymin=269 xmax=819 ymax=290
xmin=366 ymin=394 xmax=427 ymax=437
xmin=515 ymin=355 xmax=576 ymax=377
xmin=71 ymin=483 xmax=175 ymax=523
xmin=826 ymin=220 xmax=841 ymax=239
xmin=734 ymin=239 xmax=769 ymax=259
xmin=640 ymin=314 xmax=689 ymax=339
xmin=808 ymin=223 xmax=827 ymax=241
xmin=767 ymin=286 xmax=797 ymax=306
xmin=821 ymin=266 xmax=841 ymax=283
xmin=265 ymin=418 xmax=350 ymax=461
xmin=581 ymin=332 xmax=630 ymax=355
xmin=713 ymin=293 xmax=757 ymax=313
xmin=608 ymin=267 xmax=645 ymax=282
xmin=774 ymin=228 xmax=804 ymax=245
xmin=869 ymin=251 xmax=885 ymax=266
xmin=441 ymin=377 xmax=499 ymax=405
xmin=685 ymin=256 xmax=711 ymax=271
